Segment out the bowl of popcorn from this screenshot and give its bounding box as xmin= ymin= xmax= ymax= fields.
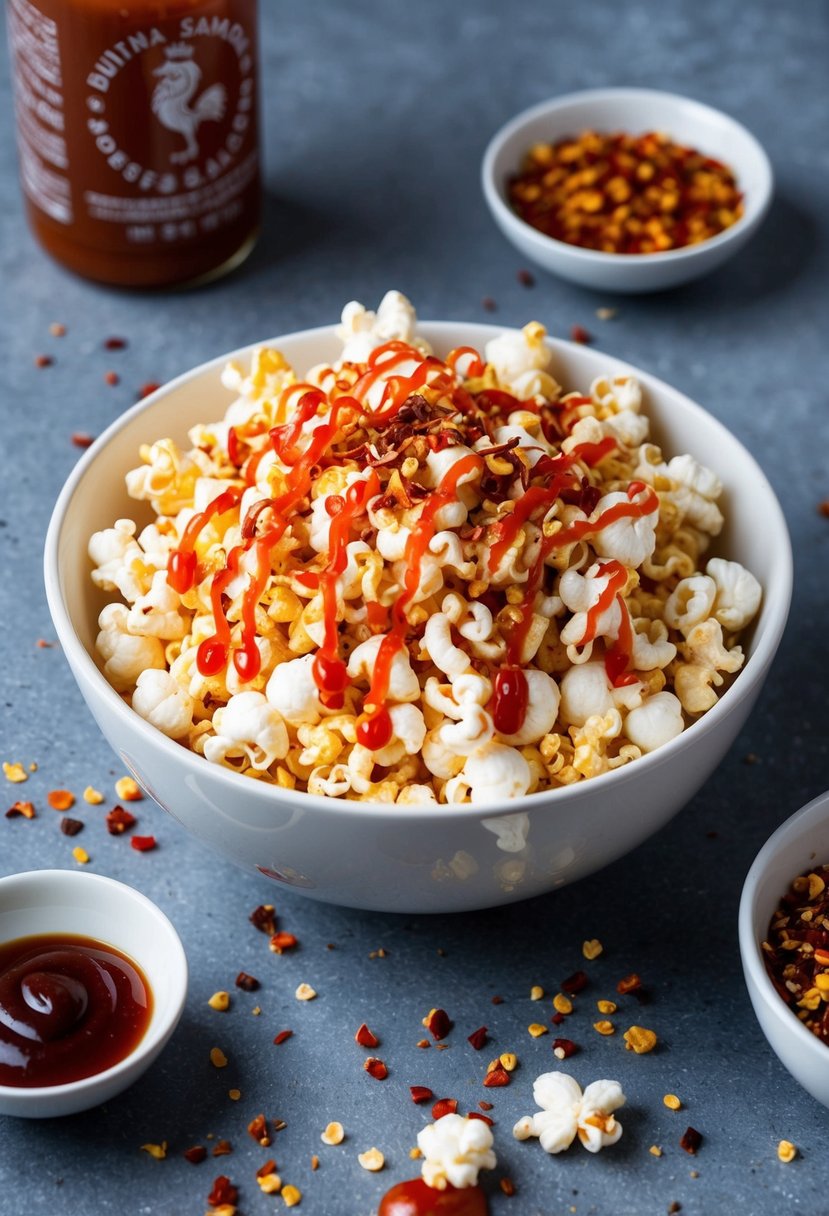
xmin=739 ymin=789 xmax=829 ymax=1109
xmin=44 ymin=291 xmax=791 ymax=912
xmin=481 ymin=88 xmax=773 ymax=293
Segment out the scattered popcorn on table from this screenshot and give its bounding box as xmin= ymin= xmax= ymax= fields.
xmin=88 ymin=292 xmax=761 ymax=804
xmin=513 ymin=1072 xmax=625 ymax=1154
xmin=417 ymin=1113 xmax=496 ymax=1190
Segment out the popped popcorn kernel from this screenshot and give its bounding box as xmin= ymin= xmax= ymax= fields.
xmin=321 ymin=1122 xmax=344 ymax=1146
xmin=357 ymin=1147 xmax=385 ymax=1171
xmin=583 ymin=939 xmax=604 ymax=960
xmin=623 ymin=1025 xmax=658 ymax=1054
xmin=115 ymin=775 xmax=143 ymax=801
xmin=210 ymin=1047 xmax=228 ymax=1068
xmin=777 ymin=1139 xmax=797 ymax=1163
xmin=514 ymin=1072 xmax=625 ymax=1154
xmin=208 ymin=991 xmax=230 ymax=1011
xmin=83 ymin=785 xmax=104 ymax=804
xmin=295 ymin=982 xmax=317 ymax=1001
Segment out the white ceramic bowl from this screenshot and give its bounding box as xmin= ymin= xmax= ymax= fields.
xmin=739 ymin=791 xmax=829 ymax=1108
xmin=44 ymin=322 xmax=791 ymax=913
xmin=0 ymin=869 xmax=187 ymax=1117
xmin=481 ymin=88 xmax=773 ymax=293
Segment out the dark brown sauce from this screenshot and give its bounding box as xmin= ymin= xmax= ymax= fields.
xmin=0 ymin=933 xmax=152 ymax=1088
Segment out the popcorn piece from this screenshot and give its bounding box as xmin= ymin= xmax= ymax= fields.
xmin=96 ymin=603 xmax=166 ymax=692
xmin=449 ymin=742 xmax=532 ymax=804
xmin=706 ymin=558 xmax=762 ymax=632
xmin=357 ymin=1148 xmax=385 ymax=1172
xmin=417 ymin=1113 xmax=496 ymax=1190
xmin=265 ymin=654 xmax=326 ymax=725
xmin=513 ymin=1072 xmax=625 ymax=1154
xmin=623 ymin=692 xmax=684 ymax=753
xmin=484 ymin=321 xmax=560 ymax=398
xmin=132 ymin=669 xmax=195 ymax=739
xmin=203 ymin=692 xmax=289 ymax=770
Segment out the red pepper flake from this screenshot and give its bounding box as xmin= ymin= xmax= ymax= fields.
xmin=570 ymin=324 xmax=593 ymax=345
xmin=551 ymin=1012 xmax=565 ymax=1026
xmin=104 ymin=370 xmax=120 ymax=387
xmin=617 ymin=972 xmax=642 ymax=995
xmin=273 ymin=1029 xmax=293 ymax=1045
xmin=250 ymin=904 xmax=277 ymax=935
xmin=517 ymin=268 xmax=535 ymax=287
xmin=364 ymin=1056 xmax=388 ymax=1080
xmin=207 ymin=1175 xmax=237 ymax=1206
xmin=552 ymin=1037 xmax=578 ymax=1059
xmin=103 ymin=336 xmax=127 ymax=350
xmin=34 ymin=354 xmax=53 ymax=368
xmin=236 ymin=972 xmax=260 ymax=992
xmin=355 ymin=1023 xmax=380 ymax=1048
xmin=138 ymin=382 xmax=161 ymax=399
xmin=247 ymin=1113 xmax=271 ymax=1146
xmin=36 ymin=639 xmax=53 ymax=648
xmin=819 ymin=500 xmax=829 ymax=518
xmin=105 ymin=806 xmax=136 ymax=834
xmin=59 ymin=817 xmax=84 ymax=836
xmin=482 ymin=296 xmax=497 ymax=312
xmin=212 ymin=1140 xmax=233 ymax=1157
xmin=679 ymin=1127 xmax=703 ymax=1155
xmin=468 ymin=1111 xmax=494 ymax=1126
xmin=491 ymin=995 xmax=504 ymax=1005
xmin=269 ymin=931 xmax=298 ymax=954
xmin=409 ymin=1085 xmax=433 ymax=1105
xmin=562 ymin=970 xmax=589 ymax=995
xmin=47 ymin=789 xmax=75 ymax=811
xmin=130 ymin=834 xmax=156 ymax=852
xmin=483 ymin=1065 xmax=511 ymax=1088
xmin=422 ymin=1007 xmax=452 ymax=1041
xmin=431 ymin=1098 xmax=458 ymax=1120
xmin=256 ymin=1159 xmax=277 ymax=1178
xmin=183 ymin=1146 xmax=207 ymax=1165
xmin=416 ymin=1039 xmax=430 ymax=1049
xmin=500 ymin=1177 xmax=516 ymax=1197
xmin=6 ymin=800 xmax=36 ymax=819
xmin=467 ymin=1026 xmax=489 ymax=1051
xmin=478 ymin=1100 xmax=494 ymax=1111
xmin=49 ymin=322 xmax=66 ymax=337
xmin=71 ymin=433 xmax=96 ymax=448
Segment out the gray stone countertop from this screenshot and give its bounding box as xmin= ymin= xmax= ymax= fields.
xmin=1 ymin=1 xmax=828 ymax=1213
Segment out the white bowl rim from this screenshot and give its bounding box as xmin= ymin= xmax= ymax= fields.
xmin=0 ymin=868 xmax=188 ymax=1101
xmin=44 ymin=319 xmax=792 ymax=822
xmin=481 ymin=86 xmax=774 ymax=265
xmin=738 ymin=789 xmax=829 ymax=1064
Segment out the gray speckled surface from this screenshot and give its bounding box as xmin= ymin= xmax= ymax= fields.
xmin=2 ymin=0 xmax=829 ymax=1212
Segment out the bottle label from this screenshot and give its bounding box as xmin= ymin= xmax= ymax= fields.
xmin=8 ymin=0 xmax=73 ymax=224
xmin=9 ymin=1 xmax=259 ymax=249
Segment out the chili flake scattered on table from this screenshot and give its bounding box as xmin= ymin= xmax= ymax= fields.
xmin=508 ymin=129 xmax=743 ymax=254
xmin=762 ymin=863 xmax=829 ymax=1043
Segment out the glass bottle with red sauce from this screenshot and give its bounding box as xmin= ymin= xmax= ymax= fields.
xmin=7 ymin=0 xmax=260 ymax=287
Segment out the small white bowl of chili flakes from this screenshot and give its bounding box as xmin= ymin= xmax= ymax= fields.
xmin=481 ymin=87 xmax=773 ymax=293
xmin=740 ymin=789 xmax=829 ymax=1109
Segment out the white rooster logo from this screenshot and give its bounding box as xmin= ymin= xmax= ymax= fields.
xmin=151 ymin=43 xmax=226 ymax=165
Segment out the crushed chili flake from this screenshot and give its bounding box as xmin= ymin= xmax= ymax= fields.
xmin=71 ymin=433 xmax=96 ymax=448
xmin=130 ymin=834 xmax=156 ymax=852
xmin=364 ymin=1057 xmax=388 ymax=1080
xmin=6 ymin=800 xmax=35 ymax=819
xmin=616 ymin=972 xmax=642 ymax=995
xmin=468 ymin=1111 xmax=494 ymax=1127
xmin=763 ymin=862 xmax=829 ymax=1044
xmin=235 ymin=972 xmax=260 ymax=992
xmin=228 ymin=1088 xmax=241 ymax=1101
xmin=431 ymin=1098 xmax=458 ymax=1120
xmin=679 ymin=1127 xmax=703 ymax=1155
xmin=500 ymin=1177 xmax=516 ymax=1196
xmin=509 ymin=130 xmax=744 ymax=254
xmin=250 ymin=904 xmax=277 ymax=935
xmin=516 ymin=268 xmax=535 ymax=287
xmin=355 ymin=1023 xmax=380 ymax=1048
xmin=483 ymin=1065 xmax=511 ymax=1088
xmin=34 ymin=353 xmax=54 ymax=368
xmin=819 ymin=500 xmax=829 ymax=519
xmin=561 ymin=970 xmax=589 ymax=995
xmin=467 ymin=1026 xmax=489 ymax=1050
xmin=570 ymin=325 xmax=593 ymax=346
xmin=36 ymin=639 xmax=53 ymax=648
xmin=478 ymin=1100 xmax=494 ymax=1111
xmin=184 ymin=1145 xmax=207 ymax=1164
xmin=416 ymin=1039 xmax=430 ymax=1049
xmin=256 ymin=1159 xmax=277 ymax=1179
xmin=106 ymin=806 xmax=136 ymax=834
xmin=212 ymin=1140 xmax=233 ymax=1157
xmin=207 ymin=1175 xmax=238 ymax=1206
xmin=248 ymin=1114 xmax=271 ymax=1146
xmin=491 ymin=995 xmax=504 ymax=1005
xmin=139 ymin=381 xmax=161 ymax=399
xmin=273 ymin=1030 xmax=293 ymax=1045
xmin=104 ymin=370 xmax=120 ymax=386
xmin=210 ymin=1047 xmax=228 ymax=1068
xmin=47 ymin=789 xmax=75 ymax=811
xmin=269 ymin=931 xmax=298 ymax=954
xmin=482 ymin=296 xmax=497 ymax=312
xmin=551 ymin=1012 xmax=565 ymax=1026
xmin=60 ymin=817 xmax=84 ymax=836
xmin=49 ymin=322 xmax=66 ymax=337
xmin=115 ymin=776 xmax=142 ymax=801
xmin=422 ymin=1007 xmax=452 ymax=1040
xmin=140 ymin=1141 xmax=167 ymax=1160
xmin=104 ymin=336 xmax=127 ymax=350
xmin=553 ymin=1037 xmax=578 ymax=1059
xmin=409 ymin=1086 xmax=433 ymax=1104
